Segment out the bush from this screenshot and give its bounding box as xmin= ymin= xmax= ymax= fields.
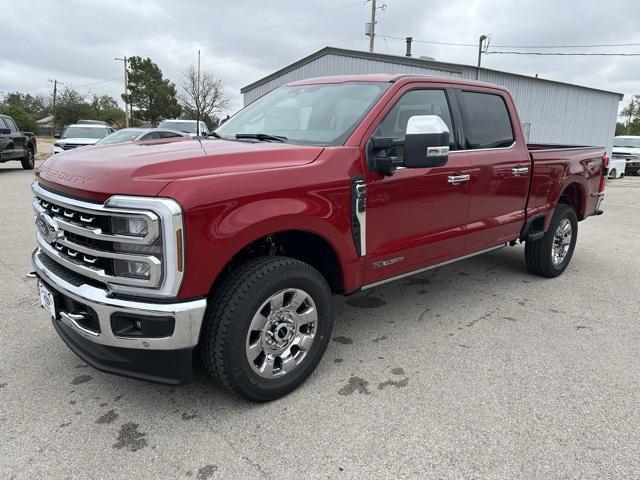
xmin=0 ymin=105 xmax=38 ymax=132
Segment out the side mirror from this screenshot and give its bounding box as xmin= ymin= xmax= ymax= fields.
xmin=53 ymin=133 xmax=61 ymax=139
xmin=403 ymin=115 xmax=450 ymax=168
xmin=0 ymin=128 xmax=10 ymax=135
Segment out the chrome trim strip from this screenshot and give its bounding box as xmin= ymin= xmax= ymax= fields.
xmin=33 ymin=248 xmax=206 ymax=350
xmin=362 ymin=244 xmax=507 ymax=290
xmin=32 ymin=184 xmax=159 ymax=244
xmin=37 ymin=233 xmax=161 ymax=287
xmin=456 ymin=142 xmax=516 ymax=153
xmin=354 ymin=180 xmax=367 ymax=257
xmin=56 ymin=236 xmax=160 ymax=265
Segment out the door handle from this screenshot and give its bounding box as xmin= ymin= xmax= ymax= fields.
xmin=448 ymin=174 xmax=471 ymax=185
xmin=512 ymin=167 xmax=529 ymax=176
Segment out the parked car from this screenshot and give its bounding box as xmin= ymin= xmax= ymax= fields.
xmin=32 ymin=75 xmax=607 ymax=401
xmin=0 ymin=114 xmax=37 ymax=169
xmin=612 ymin=136 xmax=640 ymax=175
xmin=95 ymin=128 xmax=188 ymax=146
xmin=158 ymin=119 xmax=209 ymax=137
xmin=608 ymin=155 xmax=626 ymax=179
xmin=52 ymin=124 xmax=114 ymax=154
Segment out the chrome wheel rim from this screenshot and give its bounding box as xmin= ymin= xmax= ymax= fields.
xmin=552 ymin=218 xmax=572 ymax=265
xmin=246 ymin=288 xmax=317 ymax=379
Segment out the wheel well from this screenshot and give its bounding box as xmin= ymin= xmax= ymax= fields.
xmin=557 ymin=183 xmax=584 ymax=220
xmin=210 ymin=231 xmax=344 ymax=296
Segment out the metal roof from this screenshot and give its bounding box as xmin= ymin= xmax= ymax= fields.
xmin=241 ymin=47 xmax=623 ymax=100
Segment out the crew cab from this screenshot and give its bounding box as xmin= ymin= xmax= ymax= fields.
xmin=0 ymin=114 xmax=36 ymax=169
xmin=31 ymin=75 xmax=607 ymax=401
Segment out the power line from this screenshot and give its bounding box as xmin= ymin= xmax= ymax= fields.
xmin=137 ymin=1 xmax=365 ymax=58
xmin=486 ymin=51 xmax=640 ymax=56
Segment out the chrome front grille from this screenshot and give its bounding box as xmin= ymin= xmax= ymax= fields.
xmin=32 ymin=182 xmax=185 ymax=298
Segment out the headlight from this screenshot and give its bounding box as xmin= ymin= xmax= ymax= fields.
xmin=111 ymin=216 xmax=150 ymax=237
xmin=54 ymin=142 xmax=62 ymax=148
xmin=113 ymin=259 xmax=152 ymax=279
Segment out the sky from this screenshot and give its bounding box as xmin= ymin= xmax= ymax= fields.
xmin=2 ymin=0 xmax=639 ymax=116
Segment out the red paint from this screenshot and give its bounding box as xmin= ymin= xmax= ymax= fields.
xmin=36 ymin=75 xmax=606 ymax=299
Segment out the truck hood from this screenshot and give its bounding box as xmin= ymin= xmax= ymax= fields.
xmin=36 ymin=138 xmax=324 ymax=201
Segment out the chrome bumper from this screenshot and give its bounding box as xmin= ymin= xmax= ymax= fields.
xmin=32 ymin=248 xmax=207 ymax=351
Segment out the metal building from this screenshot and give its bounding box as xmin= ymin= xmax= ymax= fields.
xmin=241 ymin=47 xmax=622 ymax=153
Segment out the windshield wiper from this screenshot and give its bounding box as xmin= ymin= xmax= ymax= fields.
xmin=235 ymin=133 xmax=287 ymax=142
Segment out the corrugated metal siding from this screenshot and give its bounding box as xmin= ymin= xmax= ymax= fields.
xmin=243 ymin=53 xmax=462 ymax=105
xmin=242 ymin=53 xmax=619 ymax=154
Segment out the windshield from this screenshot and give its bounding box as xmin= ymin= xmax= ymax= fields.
xmin=62 ymin=126 xmax=109 ymax=139
xmin=216 ymin=82 xmax=390 ymax=145
xmin=160 ymin=121 xmax=198 ymax=133
xmin=613 ymin=137 xmax=640 ymax=148
xmin=97 ymin=129 xmax=144 ymax=145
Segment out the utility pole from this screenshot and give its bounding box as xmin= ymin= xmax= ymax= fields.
xmin=476 ymin=35 xmax=488 ymax=80
xmin=115 ymin=56 xmax=129 ymax=127
xmin=368 ymin=0 xmax=376 ymax=52
xmin=196 ymin=50 xmax=201 ymax=137
xmin=48 ymin=79 xmax=59 ymax=110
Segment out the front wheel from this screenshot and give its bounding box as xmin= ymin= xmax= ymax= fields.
xmin=525 ymin=203 xmax=578 ymax=278
xmin=21 ymin=148 xmax=35 ymax=170
xmin=200 ymin=256 xmax=333 ymax=402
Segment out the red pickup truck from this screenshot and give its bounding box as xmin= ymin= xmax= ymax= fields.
xmin=32 ymin=75 xmax=607 ymax=401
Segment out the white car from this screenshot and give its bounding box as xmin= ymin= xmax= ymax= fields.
xmin=158 ymin=119 xmax=209 ymax=137
xmin=52 ymin=124 xmax=114 ymax=154
xmin=612 ymin=136 xmax=640 ymax=176
xmin=608 ymin=156 xmax=626 ymax=179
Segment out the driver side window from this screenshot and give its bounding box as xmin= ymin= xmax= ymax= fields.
xmin=374 ymin=89 xmax=455 ymax=160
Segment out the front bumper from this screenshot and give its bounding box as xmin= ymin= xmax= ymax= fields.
xmin=32 ymin=248 xmax=207 ymax=384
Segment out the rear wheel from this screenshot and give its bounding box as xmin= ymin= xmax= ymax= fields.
xmin=21 ymin=148 xmax=35 ymax=170
xmin=200 ymin=256 xmax=333 ymax=402
xmin=608 ymin=168 xmax=617 ymax=179
xmin=525 ymin=203 xmax=578 ymax=278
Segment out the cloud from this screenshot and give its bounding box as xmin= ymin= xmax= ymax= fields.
xmin=1 ymin=0 xmax=638 ymax=114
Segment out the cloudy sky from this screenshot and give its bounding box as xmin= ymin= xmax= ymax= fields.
xmin=2 ymin=0 xmax=639 ymax=115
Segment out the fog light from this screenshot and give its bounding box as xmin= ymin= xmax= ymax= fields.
xmin=113 ymin=259 xmax=151 ymax=279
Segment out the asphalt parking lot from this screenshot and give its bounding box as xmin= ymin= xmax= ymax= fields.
xmin=1 ymin=160 xmax=639 ymax=480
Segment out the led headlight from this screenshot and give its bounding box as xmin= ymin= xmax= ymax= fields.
xmin=113 ymin=259 xmax=152 ymax=279
xmin=111 ymin=216 xmax=149 ymax=237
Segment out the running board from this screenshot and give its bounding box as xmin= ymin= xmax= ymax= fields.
xmin=361 ymin=243 xmax=507 ymax=290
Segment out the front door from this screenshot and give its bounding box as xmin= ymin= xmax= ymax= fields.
xmin=361 ymin=86 xmax=472 ymax=286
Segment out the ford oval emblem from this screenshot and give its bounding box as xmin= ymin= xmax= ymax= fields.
xmin=36 ymin=213 xmax=60 ymax=244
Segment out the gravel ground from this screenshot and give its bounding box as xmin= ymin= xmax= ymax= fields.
xmin=1 ymin=161 xmax=638 ymax=480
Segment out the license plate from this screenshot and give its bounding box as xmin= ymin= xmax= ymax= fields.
xmin=38 ymin=281 xmax=56 ymax=319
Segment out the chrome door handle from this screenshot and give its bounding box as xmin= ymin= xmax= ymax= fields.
xmin=512 ymin=167 xmax=529 ymax=176
xmin=448 ymin=174 xmax=470 ymax=185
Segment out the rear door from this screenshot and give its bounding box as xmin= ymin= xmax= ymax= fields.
xmin=456 ymin=89 xmax=531 ymax=252
xmin=361 ymin=84 xmax=472 ymax=285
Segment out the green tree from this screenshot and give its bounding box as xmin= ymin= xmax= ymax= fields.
xmin=620 ymin=96 xmax=640 ymax=135
xmin=123 ymin=56 xmax=181 ymax=124
xmin=0 ymin=104 xmax=38 ymax=132
xmin=2 ymin=92 xmax=49 ymax=119
xmin=90 ymin=95 xmax=124 ymax=127
xmin=52 ymin=88 xmax=92 ymax=128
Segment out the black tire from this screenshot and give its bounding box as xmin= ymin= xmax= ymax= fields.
xmin=200 ymin=256 xmax=333 ymax=402
xmin=21 ymin=148 xmax=35 ymax=170
xmin=608 ymin=168 xmax=616 ymax=179
xmin=525 ymin=203 xmax=578 ymax=278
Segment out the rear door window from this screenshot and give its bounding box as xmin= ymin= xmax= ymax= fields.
xmin=460 ymin=91 xmax=514 ymax=149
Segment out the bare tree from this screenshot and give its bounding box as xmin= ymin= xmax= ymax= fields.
xmin=179 ymin=65 xmax=230 ymax=131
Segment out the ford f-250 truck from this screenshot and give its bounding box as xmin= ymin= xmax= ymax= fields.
xmin=31 ymin=75 xmax=607 ymax=401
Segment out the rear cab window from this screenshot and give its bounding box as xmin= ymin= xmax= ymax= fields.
xmin=459 ymin=91 xmax=514 ymax=149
